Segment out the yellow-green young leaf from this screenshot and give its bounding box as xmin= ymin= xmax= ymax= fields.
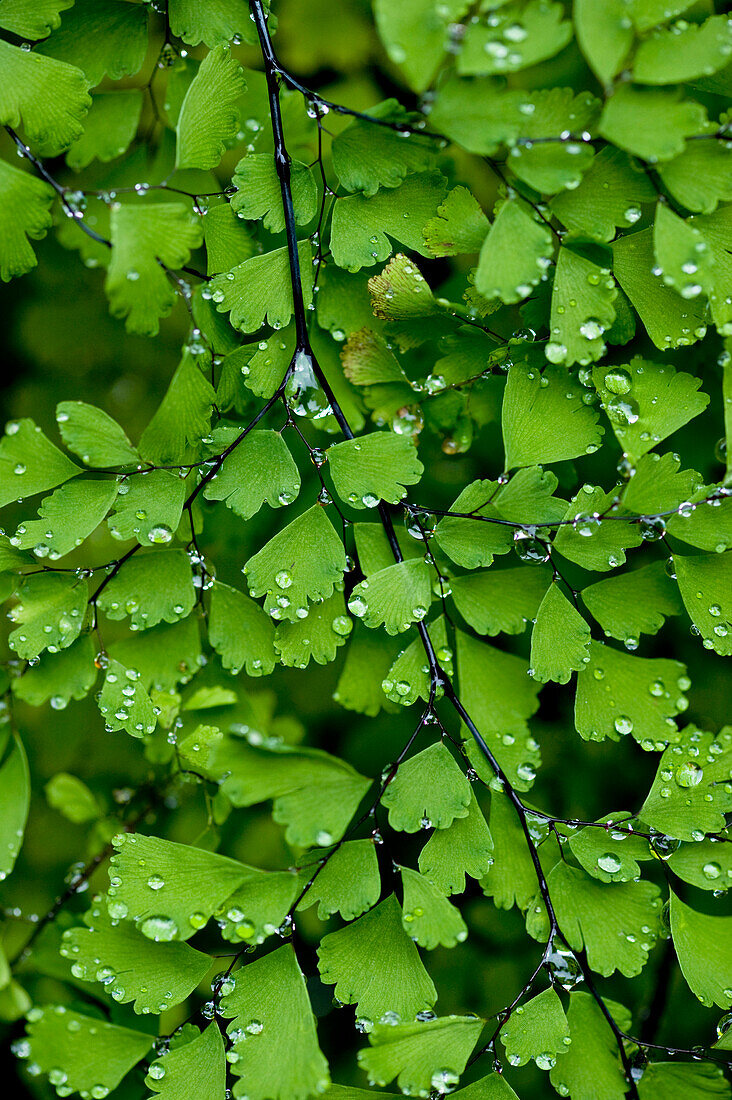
xmin=56 ymin=401 xmax=139 ymax=467
xmin=612 ymin=227 xmax=708 ymax=351
xmin=674 ymin=552 xmax=732 ymax=657
xmin=634 ymin=14 xmax=732 ymax=85
xmin=243 ymin=505 xmax=346 ymax=622
xmin=553 ymin=484 xmax=643 ymax=572
xmin=0 ymin=418 xmax=80 ymax=509
xmin=358 ymin=1014 xmax=484 ymax=1094
xmin=231 ymin=154 xmax=317 ymax=231
xmin=66 ymin=90 xmax=142 ymax=170
xmin=176 ymin=45 xmax=247 ymax=170
xmin=98 ymin=658 xmax=157 ymax=739
xmin=330 ymin=172 xmax=447 ymax=272
xmin=0 ymin=158 xmax=54 ymax=281
xmin=61 ymin=901 xmax=211 ymax=1014
xmin=640 ymin=727 xmax=732 ymax=841
xmin=297 ymin=839 xmax=381 ymax=921
xmin=37 ymin=0 xmax=149 ymax=84
xmin=567 ymin=813 xmax=651 ymax=883
xmin=8 ymin=573 xmax=86 ymax=660
xmin=208 ymin=581 xmax=276 ymax=676
xmin=475 ymin=198 xmax=553 ymax=305
xmin=215 ymin=868 xmax=299 ymax=944
xmin=0 ymin=40 xmax=90 ymax=153
xmin=12 ymin=635 xmax=97 ymax=708
xmin=668 ymin=837 xmax=732 ymax=892
xmin=599 ymin=85 xmax=709 ymax=163
xmin=333 ymin=102 xmax=437 ymax=197
xmin=168 ymin=0 xmax=260 ymax=48
xmin=274 ymin=589 xmax=351 ymax=668
xmin=368 ymin=253 xmax=441 ymax=324
xmin=573 ymin=0 xmax=633 ymax=85
xmin=458 ymin=1 xmax=572 ymax=76
xmin=531 ymin=862 xmax=662 ymax=977
xmin=45 ymin=773 xmax=100 ymax=824
xmin=451 ymin=565 xmax=552 ymax=637
xmin=399 ymin=866 xmax=467 ymax=949
xmin=546 ymin=248 xmax=617 ymax=367
xmin=106 ymin=204 xmax=203 ymax=336
xmin=318 ymin=894 xmax=437 ymax=1023
xmin=423 ymin=185 xmax=490 ymax=257
xmin=204 ymin=429 xmax=300 ymax=519
xmin=550 ymin=146 xmax=655 ymax=243
xmin=22 ymin=1007 xmax=152 ymax=1096
xmin=328 ymin=432 xmax=423 ymax=508
xmin=108 ymin=469 xmax=186 ymax=547
xmin=530 ymin=584 xmax=591 ymax=685
xmin=670 ymin=892 xmax=732 ymax=1009
xmin=581 ymin=561 xmax=683 ymax=643
xmin=549 ymin=992 xmax=632 ymax=1100
xmin=592 ymin=356 xmax=709 ymax=462
xmin=209 ymin=240 xmax=314 ymax=333
xmin=382 ymin=741 xmax=472 ymax=833
xmin=107 ymin=832 xmax=250 ymax=941
xmin=0 ymin=731 xmax=29 ymax=880
xmin=97 ymin=550 xmax=195 ymax=631
xmin=659 ymin=141 xmax=732 ymax=215
xmin=638 ymin=1063 xmax=732 ymax=1099
xmin=502 ymin=361 xmax=603 ymax=468
xmin=0 ymin=0 xmax=73 ymax=37
xmin=145 ymin=1025 xmax=225 ymax=1100
xmin=456 ymin=630 xmax=541 ymax=791
xmin=341 ymin=328 xmax=410 ymax=387
xmin=372 ymin=0 xmax=467 ymax=93
xmin=12 ymin=479 xmax=118 ymax=559
xmin=419 ymin=791 xmax=494 ymax=896
xmin=575 ymin=641 xmax=687 ymax=749
xmin=221 ymin=944 xmax=330 ymax=1100
xmin=653 ymin=203 xmax=715 ymax=303
xmin=500 ymin=987 xmax=569 ymax=1069
xmin=348 ymin=558 xmax=431 ymax=635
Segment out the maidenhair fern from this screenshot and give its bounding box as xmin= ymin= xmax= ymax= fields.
xmin=1 ymin=1 xmax=732 ymax=1098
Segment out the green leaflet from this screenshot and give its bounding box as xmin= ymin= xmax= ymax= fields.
xmin=107 ymin=832 xmax=250 ymax=941
xmin=423 ymin=186 xmax=490 ymax=257
xmin=209 ymin=240 xmax=314 ymax=332
xmin=0 ymin=418 xmax=80 ymax=509
xmin=38 ymin=0 xmax=149 ymax=84
xmin=549 ymin=993 xmax=632 ymax=1100
xmin=399 ymin=866 xmax=468 ymax=948
xmin=546 ymin=247 xmax=617 ymax=367
xmin=208 ymin=580 xmax=277 ymax=676
xmin=243 ymin=504 xmax=346 ymax=622
xmin=203 ymin=429 xmax=301 ymax=519
xmin=145 ymin=1025 xmax=225 ymax=1100
xmin=0 ymin=39 xmax=91 ymax=153
xmin=553 ymin=484 xmax=642 ymax=571
xmin=567 ymin=814 xmax=651 ymax=884
xmin=0 ymin=731 xmax=29 ymax=881
xmin=216 ymin=868 xmax=299 ymax=944
xmin=358 ymin=1013 xmax=484 ymax=1094
xmin=458 ymin=2 xmax=572 ymax=77
xmin=12 ymin=479 xmax=118 ymax=559
xmin=575 ymin=640 xmax=688 ymax=749
xmin=599 ymin=84 xmax=709 ymax=164
xmin=550 ymin=146 xmax=655 ymax=243
xmin=502 ymin=360 xmax=603 ymax=467
xmin=138 ymin=354 xmax=216 ymax=467
xmin=639 ymin=727 xmax=732 ymax=841
xmin=98 ymin=658 xmax=157 ymax=738
xmin=106 ymin=204 xmax=203 ymax=336
xmin=204 ymin=202 xmax=257 ymax=274
xmin=274 ymin=589 xmax=352 ymax=669
xmin=45 ymin=773 xmax=101 ymax=824
xmin=221 ymin=945 xmax=329 ymax=1100
xmin=108 ymin=469 xmax=186 ymax=547
xmin=22 ymin=1007 xmax=152 ymax=1096
xmin=483 ymin=791 xmax=554 ymax=912
xmin=381 ymin=741 xmax=472 ymax=832
xmin=56 ymin=401 xmax=139 ymax=467
xmin=581 ymin=561 xmax=682 ymax=643
xmin=671 ymin=892 xmax=732 ymax=1010
xmin=8 ymin=572 xmax=87 ymax=660
xmin=674 ymin=552 xmax=732 ymax=658
xmin=654 ymin=203 xmax=715 ymax=304
xmin=66 ymin=90 xmax=143 ymax=171
xmin=419 ymin=789 xmax=493 ymax=896
xmin=176 ymin=45 xmax=247 ymax=170
xmin=0 ymin=0 xmax=73 ymax=38
xmin=168 ymin=0 xmax=261 ymax=48
xmin=12 ymin=635 xmax=97 ymax=708
xmin=530 ymin=583 xmax=591 ymax=685
xmin=332 ymin=103 xmax=437 ymax=196
xmin=475 ymin=197 xmax=553 ymax=305
xmin=668 ymin=837 xmax=732 ymax=892
xmin=451 ymin=565 xmax=551 ymax=637
xmin=500 ymin=986 xmax=570 ymax=1069
xmin=318 ymin=894 xmax=437 ymax=1023
xmin=634 ymin=15 xmax=732 ymax=85
xmin=60 ymin=900 xmax=211 ymax=1014
xmin=0 ymin=158 xmax=55 ymax=281
xmin=231 ymin=154 xmax=318 ymax=231
xmin=327 ymin=432 xmax=423 ymax=508
xmin=637 ymin=1063 xmax=732 ymax=1099
xmin=330 ymin=171 xmax=447 ymax=272
xmin=97 ymin=550 xmax=195 ymax=631
xmin=297 ymin=839 xmax=381 ymax=921
xmin=348 ymin=558 xmax=431 ymax=635
xmin=573 ymin=0 xmax=633 ymax=86
xmin=371 ymin=0 xmax=467 ymax=93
